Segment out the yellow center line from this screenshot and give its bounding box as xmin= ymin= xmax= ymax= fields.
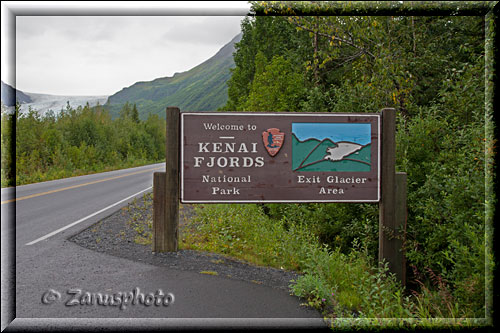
xmin=1 ymin=166 xmax=163 ymax=205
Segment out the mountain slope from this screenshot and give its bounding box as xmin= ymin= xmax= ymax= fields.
xmin=1 ymin=80 xmax=32 ymax=106
xmin=105 ymin=33 xmax=242 ymax=118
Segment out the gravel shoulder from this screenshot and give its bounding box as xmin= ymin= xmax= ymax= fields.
xmin=69 ymin=194 xmax=303 ymax=292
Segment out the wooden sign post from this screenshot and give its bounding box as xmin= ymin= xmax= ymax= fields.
xmin=153 ymin=106 xmax=179 ymax=252
xmin=153 ymin=107 xmax=407 ymax=284
xmin=379 ymin=108 xmax=406 ymax=285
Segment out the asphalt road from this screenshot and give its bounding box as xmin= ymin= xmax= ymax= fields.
xmin=1 ymin=163 xmax=327 ymax=331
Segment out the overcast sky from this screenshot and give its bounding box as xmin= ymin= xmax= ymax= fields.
xmin=2 ymin=2 xmax=250 ymax=96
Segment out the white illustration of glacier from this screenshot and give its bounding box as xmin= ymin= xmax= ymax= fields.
xmin=324 ymin=142 xmax=363 ymax=161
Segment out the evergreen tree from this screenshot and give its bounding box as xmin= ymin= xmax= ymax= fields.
xmin=131 ymin=103 xmax=140 ymax=123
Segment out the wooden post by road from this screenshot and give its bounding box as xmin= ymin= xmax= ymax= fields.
xmin=394 ymin=171 xmax=407 ymax=286
xmin=153 ymin=171 xmax=166 ymax=251
xmin=153 ymin=106 xmax=180 ymax=252
xmin=379 ymin=108 xmax=406 ymax=285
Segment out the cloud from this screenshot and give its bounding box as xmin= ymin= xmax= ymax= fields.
xmin=158 ymin=16 xmax=242 ymax=46
xmin=15 ymin=15 xmax=243 ymax=95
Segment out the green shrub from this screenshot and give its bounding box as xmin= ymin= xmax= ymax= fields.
xmin=397 ymin=108 xmax=486 ymax=317
xmin=2 ymin=102 xmax=166 ymax=186
xmin=184 ymin=204 xmax=410 ymax=318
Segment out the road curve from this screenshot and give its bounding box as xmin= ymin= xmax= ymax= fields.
xmin=1 ymin=164 xmax=327 ymax=330
xmin=4 ymin=163 xmax=164 ymax=247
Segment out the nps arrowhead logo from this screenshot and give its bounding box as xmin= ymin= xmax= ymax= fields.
xmin=262 ymin=128 xmax=284 ymax=157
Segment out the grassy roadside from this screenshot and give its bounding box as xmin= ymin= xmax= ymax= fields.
xmin=182 ymin=204 xmax=413 ymax=319
xmin=124 ymin=196 xmax=486 ymax=330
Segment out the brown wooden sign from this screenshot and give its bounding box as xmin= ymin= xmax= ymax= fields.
xmin=181 ymin=112 xmax=380 ymax=203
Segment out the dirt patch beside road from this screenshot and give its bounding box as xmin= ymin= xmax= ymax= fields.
xmin=69 ymin=194 xmax=303 ymax=292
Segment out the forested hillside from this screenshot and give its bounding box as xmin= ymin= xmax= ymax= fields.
xmin=187 ymin=1 xmax=494 ymax=325
xmin=105 ymin=33 xmax=242 ymax=118
xmin=1 ymin=102 xmax=165 ymax=187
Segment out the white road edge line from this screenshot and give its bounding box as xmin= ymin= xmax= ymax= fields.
xmin=25 ymin=187 xmax=153 ymax=246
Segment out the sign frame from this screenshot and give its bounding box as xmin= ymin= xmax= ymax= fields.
xmin=180 ymin=111 xmax=381 ymax=204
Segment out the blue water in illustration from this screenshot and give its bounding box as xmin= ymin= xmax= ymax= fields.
xmin=292 ymin=123 xmax=371 ymax=145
